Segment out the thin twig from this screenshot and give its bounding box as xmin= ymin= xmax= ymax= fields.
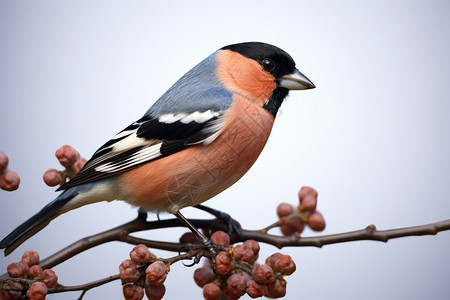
xmin=48 ymin=274 xmax=121 ymax=294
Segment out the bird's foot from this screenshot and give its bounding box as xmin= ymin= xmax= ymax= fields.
xmin=180 ymin=239 xmax=228 ymax=271
xmin=194 ymin=205 xmax=242 ymax=241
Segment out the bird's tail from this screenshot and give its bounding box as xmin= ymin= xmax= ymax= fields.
xmin=0 ymin=190 xmax=77 ymax=256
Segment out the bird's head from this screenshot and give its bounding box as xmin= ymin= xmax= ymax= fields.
xmin=216 ymin=42 xmax=315 ymax=116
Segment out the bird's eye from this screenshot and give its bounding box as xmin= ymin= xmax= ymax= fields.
xmin=261 ymin=58 xmax=275 ymax=72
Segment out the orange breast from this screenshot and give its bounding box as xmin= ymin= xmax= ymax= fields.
xmin=118 ymin=95 xmax=274 ymax=213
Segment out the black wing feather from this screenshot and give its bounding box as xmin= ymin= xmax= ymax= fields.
xmin=58 ymin=112 xmax=225 ymax=191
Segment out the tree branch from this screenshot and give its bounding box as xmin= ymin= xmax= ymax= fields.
xmin=35 ymin=214 xmax=450 ymax=271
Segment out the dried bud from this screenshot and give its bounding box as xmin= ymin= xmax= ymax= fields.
xmin=0 ymin=152 xmax=8 ymax=172
xmin=243 ymin=240 xmax=260 ymax=256
xmin=43 ymin=168 xmax=64 ymax=187
xmin=179 ymin=232 xmax=199 ymax=244
xmin=193 ymin=267 xmax=215 ymax=287
xmin=55 ymin=145 xmax=80 ymax=168
xmin=246 ymin=279 xmax=266 ymax=298
xmin=215 ymin=251 xmax=235 ymax=275
xmin=225 ymin=274 xmax=247 ymax=298
xmin=130 ymin=244 xmax=151 ymax=266
xmin=72 ymin=158 xmax=87 ymax=175
xmin=29 ymin=265 xmax=44 ymax=279
xmin=119 ymin=259 xmax=140 ymax=283
xmin=22 ymin=250 xmax=40 ymax=267
xmin=0 ymin=290 xmax=21 ymax=300
xmin=145 ymin=283 xmax=166 ymax=300
xmin=298 ymin=186 xmax=318 ymax=201
xmin=146 ymin=261 xmax=167 ymax=286
xmin=275 ymin=255 xmax=296 ymax=275
xmin=251 ymin=264 xmax=274 ymax=284
xmin=42 ymin=269 xmax=58 ymax=288
xmin=232 ymin=244 xmax=245 ymax=260
xmin=7 ymin=262 xmax=29 ymax=278
xmin=280 ymin=218 xmax=304 ymax=236
xmin=300 ymin=194 xmax=318 ymax=212
xmin=203 ymin=282 xmax=221 ymax=300
xmin=210 ymin=231 xmax=230 ymax=247
xmin=265 ymin=253 xmax=283 ymax=269
xmin=123 ymin=284 xmax=144 ymax=300
xmin=276 ymin=203 xmax=294 ymax=218
xmin=0 ymin=171 xmax=20 ymax=191
xmin=308 ymin=211 xmax=326 ymax=231
xmin=266 ymin=279 xmax=286 ymax=298
xmin=26 ymin=282 xmax=48 ymax=300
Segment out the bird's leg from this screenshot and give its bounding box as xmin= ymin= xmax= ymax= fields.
xmin=194 ymin=204 xmax=242 ymax=242
xmin=174 ymin=210 xmax=226 ymax=271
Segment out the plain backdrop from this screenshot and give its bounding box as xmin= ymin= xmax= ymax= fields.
xmin=1 ymin=1 xmax=449 ymax=299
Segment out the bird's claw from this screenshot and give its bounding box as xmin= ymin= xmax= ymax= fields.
xmin=179 ymin=240 xmax=227 ymax=272
xmin=195 ymin=205 xmax=242 ymax=241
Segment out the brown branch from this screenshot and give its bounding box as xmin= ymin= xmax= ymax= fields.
xmin=238 ymin=219 xmax=450 ymax=248
xmin=48 ymin=274 xmax=120 ymax=294
xmin=38 ymin=215 xmax=446 ymax=268
xmin=36 ymin=215 xmax=450 ymax=271
xmin=1 ymin=213 xmax=449 ymax=297
xmin=38 ymin=213 xmax=213 ymax=270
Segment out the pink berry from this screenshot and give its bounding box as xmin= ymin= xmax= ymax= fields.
xmin=252 ymin=264 xmax=274 ymax=284
xmin=215 ymin=251 xmax=235 ymax=275
xmin=123 ymin=284 xmax=144 ymax=300
xmin=130 ymin=244 xmax=151 ymax=266
xmin=42 ymin=269 xmax=58 ymax=288
xmin=55 ymin=145 xmax=80 ymax=168
xmin=308 ymin=211 xmax=326 ymax=231
xmin=202 ymin=283 xmax=221 ymax=300
xmin=21 ymin=250 xmax=40 ymax=267
xmin=146 ymin=261 xmax=167 ymax=286
xmin=26 ymin=282 xmax=48 ymax=300
xmin=0 ymin=171 xmax=20 ymax=191
xmin=275 ymin=255 xmax=296 ymax=275
xmin=210 ymin=231 xmax=230 ymax=247
xmin=119 ymin=259 xmax=140 ymax=283
xmin=276 ymin=203 xmax=294 ymax=218
xmin=193 ymin=267 xmax=215 ymax=287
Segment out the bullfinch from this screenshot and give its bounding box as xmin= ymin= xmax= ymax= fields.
xmin=1 ymin=42 xmax=315 ymax=255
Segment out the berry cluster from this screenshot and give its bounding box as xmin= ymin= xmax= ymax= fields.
xmin=1 ymin=251 xmax=58 ymax=300
xmin=43 ymin=145 xmax=87 ymax=187
xmin=193 ymin=231 xmax=296 ymax=300
xmin=0 ymin=152 xmax=20 ymax=191
xmin=119 ymin=244 xmax=168 ymax=300
xmin=276 ymin=186 xmax=326 ymax=235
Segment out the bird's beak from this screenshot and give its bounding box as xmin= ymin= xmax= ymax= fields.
xmin=279 ymin=69 xmax=315 ymax=90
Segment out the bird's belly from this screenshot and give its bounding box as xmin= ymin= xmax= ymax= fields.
xmin=119 ymin=95 xmax=274 ymax=213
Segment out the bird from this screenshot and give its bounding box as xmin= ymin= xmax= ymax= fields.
xmin=0 ymin=42 xmax=315 ymax=255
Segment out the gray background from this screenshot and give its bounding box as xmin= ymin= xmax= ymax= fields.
xmin=1 ymin=1 xmax=449 ymax=299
